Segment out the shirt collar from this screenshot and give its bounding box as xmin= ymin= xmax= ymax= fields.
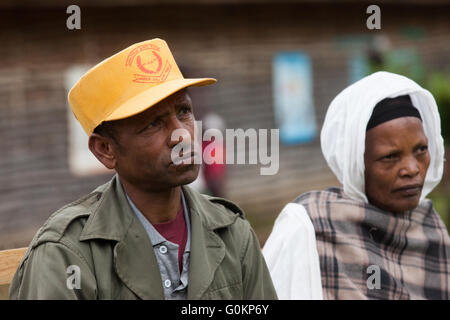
xmin=125 ymin=187 xmax=191 ymax=252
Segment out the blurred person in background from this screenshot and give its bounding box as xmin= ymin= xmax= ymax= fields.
xmin=9 ymin=39 xmax=277 ymax=300
xmin=188 ymin=113 xmax=227 ymax=198
xmin=263 ymin=71 xmax=450 ymax=300
xmin=201 ymin=113 xmax=227 ymax=198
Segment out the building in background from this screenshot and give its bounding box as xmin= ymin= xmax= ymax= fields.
xmin=0 ymin=0 xmax=448 ymax=249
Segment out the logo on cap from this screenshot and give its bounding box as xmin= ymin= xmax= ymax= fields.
xmin=125 ymin=43 xmax=172 ymax=83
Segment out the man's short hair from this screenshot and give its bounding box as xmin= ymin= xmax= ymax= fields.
xmin=93 ymin=121 xmax=118 ymax=143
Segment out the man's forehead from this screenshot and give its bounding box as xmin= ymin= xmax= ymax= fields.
xmin=149 ymin=90 xmax=190 ymax=112
xmin=129 ymin=90 xmax=191 ymax=122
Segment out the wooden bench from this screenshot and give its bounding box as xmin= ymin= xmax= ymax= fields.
xmin=0 ymin=247 xmax=27 ymax=300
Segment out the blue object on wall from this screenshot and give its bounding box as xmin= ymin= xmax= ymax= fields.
xmin=349 ymin=53 xmax=370 ymax=84
xmin=272 ymin=52 xmax=316 ymax=145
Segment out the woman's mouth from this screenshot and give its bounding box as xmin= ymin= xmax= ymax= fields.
xmin=393 ymin=184 xmax=422 ymax=197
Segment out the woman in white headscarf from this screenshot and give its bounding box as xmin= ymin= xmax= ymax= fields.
xmin=263 ymin=71 xmax=450 ymax=300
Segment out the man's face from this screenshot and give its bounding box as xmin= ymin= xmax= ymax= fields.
xmin=364 ymin=117 xmax=430 ymax=213
xmin=108 ymin=90 xmax=200 ymax=192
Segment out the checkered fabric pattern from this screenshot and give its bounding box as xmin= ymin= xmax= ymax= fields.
xmin=294 ymin=187 xmax=450 ymax=300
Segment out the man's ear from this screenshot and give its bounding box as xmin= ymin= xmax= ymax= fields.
xmin=88 ymin=133 xmax=117 ymax=170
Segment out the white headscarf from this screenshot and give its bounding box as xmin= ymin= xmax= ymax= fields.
xmin=321 ymin=71 xmax=445 ymax=203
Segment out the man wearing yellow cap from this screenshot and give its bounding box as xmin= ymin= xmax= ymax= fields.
xmin=9 ymin=39 xmax=277 ymax=300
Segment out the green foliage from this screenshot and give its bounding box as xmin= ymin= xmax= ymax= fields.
xmin=428 ymin=190 xmax=449 ymax=229
xmin=426 ymin=72 xmax=450 ymax=146
xmin=368 ymin=48 xmax=425 ymax=84
xmin=368 ymin=49 xmax=450 ymax=145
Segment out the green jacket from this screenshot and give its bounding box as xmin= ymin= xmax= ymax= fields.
xmin=9 ymin=175 xmax=277 ymax=300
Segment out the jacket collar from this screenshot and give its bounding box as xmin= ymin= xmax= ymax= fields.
xmin=79 ymin=175 xmax=132 ymax=242
xmin=181 ymin=185 xmax=240 ymax=299
xmin=79 ymin=174 xmax=241 ymax=299
xmin=79 ymin=174 xmax=239 ymax=242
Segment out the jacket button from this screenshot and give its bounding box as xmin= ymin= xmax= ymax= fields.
xmin=164 ymin=279 xmax=171 ymax=288
xmin=159 ymin=245 xmax=168 ymax=254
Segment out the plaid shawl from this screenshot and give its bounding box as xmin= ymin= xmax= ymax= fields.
xmin=294 ymin=187 xmax=450 ymax=300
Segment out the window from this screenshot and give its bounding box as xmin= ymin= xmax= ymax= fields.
xmin=65 ymin=65 xmax=112 ymax=176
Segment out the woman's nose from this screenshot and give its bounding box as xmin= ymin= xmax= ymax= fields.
xmin=399 ymin=156 xmax=420 ymax=177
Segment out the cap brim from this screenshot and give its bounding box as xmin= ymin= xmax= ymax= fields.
xmin=104 ymin=77 xmax=216 ymax=122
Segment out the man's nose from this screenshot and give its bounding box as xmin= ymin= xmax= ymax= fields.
xmin=167 ymin=117 xmax=191 ymax=148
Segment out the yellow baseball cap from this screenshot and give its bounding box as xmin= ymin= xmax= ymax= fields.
xmin=68 ymin=38 xmax=216 ymax=135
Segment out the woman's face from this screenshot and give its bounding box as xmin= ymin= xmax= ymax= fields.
xmin=364 ymin=117 xmax=430 ymax=213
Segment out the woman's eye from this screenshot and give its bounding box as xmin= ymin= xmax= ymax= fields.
xmin=382 ymin=153 xmax=398 ymax=161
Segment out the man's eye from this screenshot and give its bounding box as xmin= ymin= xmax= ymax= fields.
xmin=179 ymin=106 xmax=191 ymax=115
xmin=146 ymin=119 xmax=161 ymax=128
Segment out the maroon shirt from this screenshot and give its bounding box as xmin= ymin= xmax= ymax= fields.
xmin=153 ymin=206 xmax=187 ymax=272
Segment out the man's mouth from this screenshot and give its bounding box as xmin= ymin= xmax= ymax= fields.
xmin=169 ymin=151 xmax=197 ymax=166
